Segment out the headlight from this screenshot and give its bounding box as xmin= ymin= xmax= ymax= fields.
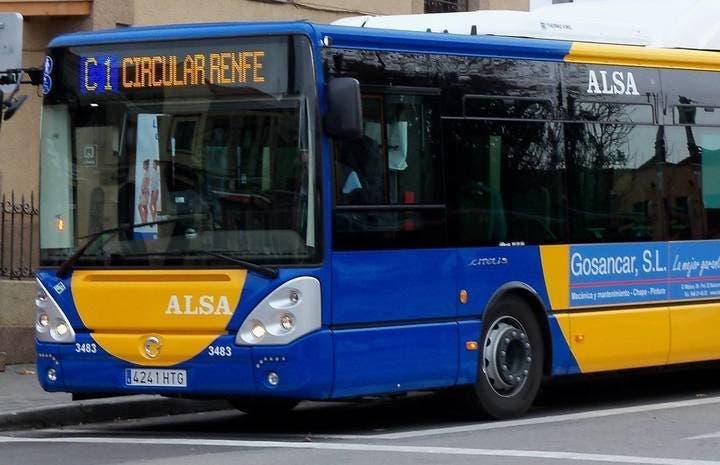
xmin=38 ymin=313 xmax=50 ymax=328
xmin=250 ymin=321 xmax=267 ymax=339
xmin=280 ymin=314 xmax=295 ymax=331
xmin=35 ymin=289 xmax=48 ymax=306
xmin=35 ymin=279 xmax=76 ymax=343
xmin=236 ymin=276 xmax=320 ymax=346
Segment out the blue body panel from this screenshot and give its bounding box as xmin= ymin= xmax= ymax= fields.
xmin=315 ymin=24 xmax=571 ymax=60
xmin=48 ymin=21 xmax=572 ymax=63
xmin=37 ymin=332 xmax=333 ymax=398
xmin=48 ymin=22 xmax=321 ymax=48
xmin=332 ymin=322 xmax=459 ymax=398
xmin=331 ymin=249 xmax=458 ymax=324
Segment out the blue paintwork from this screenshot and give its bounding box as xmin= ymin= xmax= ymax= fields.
xmin=332 ymin=322 xmax=458 ymax=398
xmin=315 ymin=24 xmax=571 ymax=60
xmin=37 ymin=332 xmax=332 ymax=398
xmin=36 ymin=21 xmax=581 ymax=400
xmin=48 ymin=22 xmax=321 ymax=48
xmin=457 ymin=246 xmax=551 ymax=317
xmin=331 ymin=249 xmax=458 ymax=324
xmin=457 ymin=320 xmax=482 ymax=384
xmin=48 ymin=21 xmax=572 ymax=63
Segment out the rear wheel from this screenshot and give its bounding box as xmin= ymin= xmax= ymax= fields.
xmin=229 ymin=397 xmax=299 ymax=417
xmin=465 ymin=295 xmax=544 ymax=419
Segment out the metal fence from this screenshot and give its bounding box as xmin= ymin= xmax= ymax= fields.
xmin=0 ymin=191 xmax=38 ymax=279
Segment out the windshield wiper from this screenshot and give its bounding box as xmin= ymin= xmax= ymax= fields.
xmin=207 ymin=251 xmax=279 ymax=279
xmin=56 ymin=215 xmax=200 ymax=279
xmin=82 ymin=250 xmax=279 ymax=280
xmin=184 ymin=250 xmax=279 ymax=279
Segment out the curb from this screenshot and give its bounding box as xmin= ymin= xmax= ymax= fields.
xmin=0 ymin=397 xmax=231 ymax=431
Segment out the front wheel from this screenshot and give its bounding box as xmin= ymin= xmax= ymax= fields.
xmin=464 ymin=295 xmax=545 ymax=419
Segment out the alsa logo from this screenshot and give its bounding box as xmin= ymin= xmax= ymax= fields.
xmin=587 ymin=70 xmax=640 ymax=96
xmin=165 ymin=295 xmax=232 ymax=315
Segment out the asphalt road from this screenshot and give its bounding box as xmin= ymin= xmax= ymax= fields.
xmin=2 ymin=364 xmax=720 ymax=465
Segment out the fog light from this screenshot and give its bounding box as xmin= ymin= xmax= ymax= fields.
xmin=38 ymin=313 xmax=49 ymax=327
xmin=251 ymin=322 xmax=266 ymax=339
xmin=35 ymin=290 xmax=48 ymax=307
xmin=289 ymin=290 xmax=300 ymax=305
xmin=280 ymin=314 xmax=295 ymax=331
xmin=267 ymin=371 xmax=279 ymax=386
xmin=47 ymin=368 xmax=57 ymax=382
xmin=55 ymin=322 xmax=69 ymax=337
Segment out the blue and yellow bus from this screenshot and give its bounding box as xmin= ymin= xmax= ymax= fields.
xmin=35 ymin=19 xmax=720 ymax=419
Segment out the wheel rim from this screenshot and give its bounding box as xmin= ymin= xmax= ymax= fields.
xmin=482 ymin=315 xmax=532 ymax=397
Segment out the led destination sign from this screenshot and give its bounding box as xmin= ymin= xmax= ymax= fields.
xmin=77 ymin=37 xmax=288 ymax=97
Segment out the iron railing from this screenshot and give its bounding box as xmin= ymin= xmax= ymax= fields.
xmin=0 ymin=191 xmax=38 ymax=279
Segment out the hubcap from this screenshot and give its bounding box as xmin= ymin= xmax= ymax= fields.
xmin=482 ymin=316 xmax=532 ymax=397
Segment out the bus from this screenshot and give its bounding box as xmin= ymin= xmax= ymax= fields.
xmin=34 ymin=18 xmax=720 ymax=420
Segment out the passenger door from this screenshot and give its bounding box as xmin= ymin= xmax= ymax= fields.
xmin=330 ymin=90 xmax=460 ymax=397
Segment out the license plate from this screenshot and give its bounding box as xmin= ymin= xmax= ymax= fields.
xmin=125 ymin=368 xmax=187 ymax=387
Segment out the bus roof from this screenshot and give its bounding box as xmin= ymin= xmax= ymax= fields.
xmin=47 ymin=21 xmax=319 ymax=48
xmin=333 ymin=0 xmax=720 ymax=51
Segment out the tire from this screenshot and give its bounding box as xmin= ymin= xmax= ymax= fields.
xmin=228 ymin=397 xmax=299 ymax=417
xmin=464 ymin=295 xmax=545 ymax=419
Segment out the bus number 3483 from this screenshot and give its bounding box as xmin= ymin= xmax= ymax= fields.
xmin=208 ymin=345 xmax=233 ymax=357
xmin=75 ymin=343 xmax=97 ymax=353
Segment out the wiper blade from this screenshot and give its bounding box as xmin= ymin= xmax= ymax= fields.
xmin=196 ymin=251 xmax=279 ymax=279
xmin=104 ymin=250 xmax=280 ymax=280
xmin=56 ymin=215 xmax=201 ymax=279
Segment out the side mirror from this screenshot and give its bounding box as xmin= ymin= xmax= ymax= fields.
xmin=324 ymin=77 xmax=363 ymax=140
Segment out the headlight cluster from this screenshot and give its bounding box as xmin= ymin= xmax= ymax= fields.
xmin=35 ymin=280 xmax=76 ymax=344
xmin=236 ymin=276 xmax=321 ymax=346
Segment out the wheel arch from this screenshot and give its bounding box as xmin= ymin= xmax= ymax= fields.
xmin=483 ymin=282 xmax=553 ymax=377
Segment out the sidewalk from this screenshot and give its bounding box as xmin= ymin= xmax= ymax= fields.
xmin=0 ymin=364 xmax=229 ymax=431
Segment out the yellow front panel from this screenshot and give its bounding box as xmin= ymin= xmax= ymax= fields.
xmin=72 ymin=270 xmax=247 ymax=366
xmin=72 ymin=270 xmax=246 ymax=332
xmin=669 ymin=303 xmax=720 ymax=364
xmin=569 ymin=307 xmax=669 ymax=373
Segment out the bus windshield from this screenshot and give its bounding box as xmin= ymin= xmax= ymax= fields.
xmin=39 ymin=35 xmax=319 ymax=268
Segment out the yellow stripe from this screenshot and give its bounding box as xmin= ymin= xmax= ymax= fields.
xmin=567 ymin=42 xmax=720 ymax=71
xmin=539 ymin=245 xmax=569 ymax=311
xmin=669 ymin=302 xmax=720 ymax=364
xmin=568 ymin=306 xmax=670 ymax=373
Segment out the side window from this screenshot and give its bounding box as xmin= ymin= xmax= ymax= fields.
xmin=565 ymin=103 xmax=662 ymax=243
xmin=333 ymin=92 xmax=445 ymax=250
xmin=445 ymin=116 xmax=566 ymax=246
xmin=665 ymin=105 xmax=720 ymax=239
xmin=335 ymin=93 xmax=441 ymax=206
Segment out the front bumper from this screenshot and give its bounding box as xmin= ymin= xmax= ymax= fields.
xmin=36 ymin=331 xmax=333 ymax=400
